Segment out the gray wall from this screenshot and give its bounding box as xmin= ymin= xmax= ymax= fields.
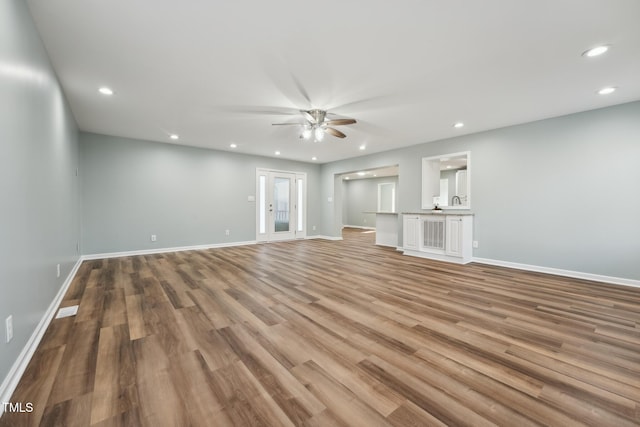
xmin=0 ymin=0 xmax=80 ymax=385
xmin=320 ymin=101 xmax=640 ymax=281
xmin=80 ymin=132 xmax=322 ymax=254
xmin=342 ymin=177 xmax=399 ymax=227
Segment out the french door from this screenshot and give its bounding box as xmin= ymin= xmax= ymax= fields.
xmin=256 ymin=169 xmax=306 ymax=242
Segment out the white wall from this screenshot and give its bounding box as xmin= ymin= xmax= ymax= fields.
xmin=320 ymin=101 xmax=640 ymax=281
xmin=0 ymin=0 xmax=80 ymax=390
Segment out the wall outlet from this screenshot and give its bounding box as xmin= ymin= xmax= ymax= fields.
xmin=473 ymin=240 xmax=479 ymax=248
xmin=151 ymin=234 xmax=157 ymax=242
xmin=56 ymin=263 xmax=61 ymax=278
xmin=6 ymin=315 xmax=13 ymax=343
xmin=312 ymin=225 xmax=316 ymax=231
xmin=225 ymin=229 xmax=230 ymax=236
xmin=363 ymin=218 xmax=367 ymax=223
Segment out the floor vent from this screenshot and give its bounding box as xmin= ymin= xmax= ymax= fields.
xmin=55 ymin=305 xmax=79 ymax=319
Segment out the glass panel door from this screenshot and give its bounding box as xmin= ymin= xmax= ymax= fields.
xmin=273 ymin=177 xmax=291 ymax=232
xmin=256 ymin=169 xmax=305 ymax=242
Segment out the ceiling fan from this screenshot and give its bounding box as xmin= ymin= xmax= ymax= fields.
xmin=272 ymin=109 xmax=356 ymax=141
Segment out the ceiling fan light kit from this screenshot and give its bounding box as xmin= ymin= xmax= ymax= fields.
xmin=274 ymin=109 xmax=357 ymax=142
xmin=301 ymin=126 xmax=312 ymax=140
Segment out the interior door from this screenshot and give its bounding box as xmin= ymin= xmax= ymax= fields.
xmin=256 ymin=169 xmax=306 ymax=242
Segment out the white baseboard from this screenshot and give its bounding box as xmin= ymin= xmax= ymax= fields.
xmin=0 ymin=258 xmax=83 ymax=417
xmin=342 ymin=225 xmax=376 ymax=230
xmin=472 ymin=257 xmax=640 ymax=289
xmin=82 ymin=240 xmax=258 ymax=260
xmin=305 ymin=235 xmax=343 ymax=241
xmin=83 ymin=236 xmax=353 ymax=259
xmin=84 ymin=235 xmax=355 ymax=260
xmin=403 ymin=248 xmax=472 ymax=265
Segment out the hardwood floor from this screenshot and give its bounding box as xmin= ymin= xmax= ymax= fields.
xmin=2 ymin=228 xmax=639 ymax=426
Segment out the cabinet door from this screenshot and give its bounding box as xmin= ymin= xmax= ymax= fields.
xmin=445 ymin=216 xmax=463 ymax=256
xmin=403 ymin=216 xmax=421 ymax=250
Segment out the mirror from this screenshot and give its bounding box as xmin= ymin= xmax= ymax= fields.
xmin=421 ymin=151 xmax=470 ymax=209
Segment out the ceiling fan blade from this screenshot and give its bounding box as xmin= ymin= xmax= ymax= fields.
xmin=325 ymin=127 xmax=346 ymax=138
xmin=214 ymin=105 xmax=300 ymax=116
xmin=330 ymin=91 xmax=418 ymax=114
xmin=325 ymin=118 xmax=357 ymax=126
xmin=290 ymin=72 xmax=312 ymax=105
xmin=302 ymin=110 xmax=316 ymax=123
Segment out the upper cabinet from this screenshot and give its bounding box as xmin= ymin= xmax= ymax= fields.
xmin=421 ymin=151 xmax=471 ymax=210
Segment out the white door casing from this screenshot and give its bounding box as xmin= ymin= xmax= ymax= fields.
xmin=256 ymin=169 xmax=306 ymax=242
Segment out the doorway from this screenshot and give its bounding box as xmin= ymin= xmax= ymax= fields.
xmin=256 ymin=168 xmax=307 ymax=242
xmin=338 ymin=165 xmax=399 ymax=230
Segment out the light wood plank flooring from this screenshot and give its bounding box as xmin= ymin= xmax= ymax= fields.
xmin=2 ymin=229 xmax=639 ymax=426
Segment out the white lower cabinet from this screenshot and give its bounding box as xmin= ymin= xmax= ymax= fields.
xmin=445 ymin=216 xmax=463 ymax=257
xmin=402 ymin=213 xmax=473 ymax=264
xmin=402 ymin=215 xmax=421 ymax=250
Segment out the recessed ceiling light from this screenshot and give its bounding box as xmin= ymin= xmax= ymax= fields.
xmin=598 ymin=86 xmax=617 ymax=95
xmin=453 ymin=122 xmax=464 ymax=129
xmin=582 ymin=45 xmax=610 ymax=58
xmin=311 ymin=156 xmax=317 ymax=161
xmin=357 ymin=172 xmax=366 ymax=176
xmin=229 ymin=143 xmax=237 ymax=148
xmin=275 ymin=151 xmax=281 ymax=155
xmin=98 ymin=87 xmax=114 ymax=95
xmin=169 ymin=134 xmax=179 ymax=140
xmin=345 ymin=177 xmax=350 ymax=180
xmin=359 ymin=145 xmax=366 ymax=150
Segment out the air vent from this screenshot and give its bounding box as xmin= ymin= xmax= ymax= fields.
xmin=423 ymin=218 xmax=445 ymax=250
xmin=55 ymin=305 xmax=79 ymax=319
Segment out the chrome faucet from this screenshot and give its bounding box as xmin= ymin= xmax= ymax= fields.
xmin=452 ymin=196 xmax=461 ymax=205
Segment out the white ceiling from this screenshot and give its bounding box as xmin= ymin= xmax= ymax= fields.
xmin=26 ymin=0 xmax=640 ymax=164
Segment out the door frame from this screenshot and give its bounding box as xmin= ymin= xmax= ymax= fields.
xmin=256 ymin=168 xmax=307 ymax=242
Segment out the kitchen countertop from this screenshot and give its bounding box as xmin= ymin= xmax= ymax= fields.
xmin=402 ymin=211 xmax=474 ymax=215
xmin=363 ymin=211 xmax=399 ymax=215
